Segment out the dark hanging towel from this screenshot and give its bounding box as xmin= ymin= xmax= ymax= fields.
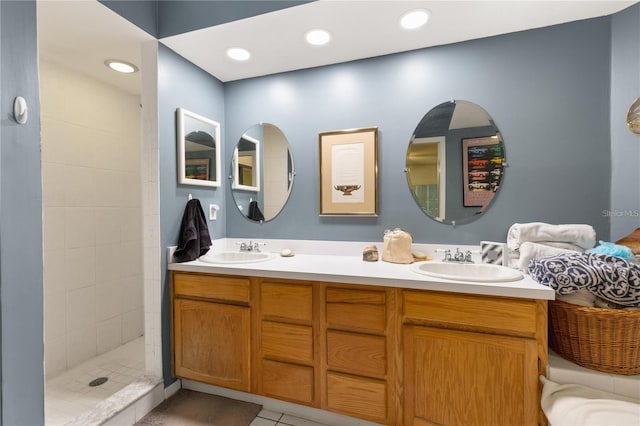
xmin=173 ymin=199 xmax=212 ymax=262
xmin=248 ymin=200 xmax=265 ymax=222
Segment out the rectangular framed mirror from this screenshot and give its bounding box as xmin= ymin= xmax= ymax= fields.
xmin=176 ymin=107 xmax=221 ymax=187
xmin=232 ymin=133 xmax=260 ymax=192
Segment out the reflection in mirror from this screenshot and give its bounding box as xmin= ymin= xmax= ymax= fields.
xmin=233 ymin=135 xmax=260 ymax=192
xmin=231 ymin=123 xmax=294 ymax=222
xmin=627 ymin=96 xmax=640 ymax=136
xmin=406 ymin=100 xmax=504 ymax=225
xmin=176 ymin=108 xmax=221 ymax=187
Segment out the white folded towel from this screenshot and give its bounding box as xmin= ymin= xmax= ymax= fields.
xmin=518 ymin=241 xmax=580 ymax=272
xmin=538 ymin=241 xmax=586 ymax=251
xmin=540 ymin=377 xmax=640 ymax=426
xmin=507 ymin=222 xmax=596 ymax=250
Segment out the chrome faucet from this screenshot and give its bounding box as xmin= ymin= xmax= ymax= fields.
xmin=438 ymin=249 xmax=453 ymax=262
xmin=452 ymin=248 xmax=466 ymax=262
xmin=237 ymin=241 xmax=266 ymax=252
xmin=436 ymin=248 xmax=474 ymax=263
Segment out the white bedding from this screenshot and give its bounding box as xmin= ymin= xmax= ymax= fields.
xmin=540 ymin=376 xmax=640 ymax=426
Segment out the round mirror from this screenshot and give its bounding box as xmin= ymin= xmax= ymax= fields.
xmin=627 ymin=96 xmax=640 ymax=136
xmin=230 ymin=123 xmax=294 ymax=222
xmin=406 ymin=100 xmax=504 ymax=225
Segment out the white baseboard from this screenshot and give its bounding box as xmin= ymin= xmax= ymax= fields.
xmin=164 ymin=378 xmax=182 ymax=399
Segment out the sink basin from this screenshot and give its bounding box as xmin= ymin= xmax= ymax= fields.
xmin=199 ymin=251 xmax=275 ymax=264
xmin=412 ymin=262 xmax=523 ymax=283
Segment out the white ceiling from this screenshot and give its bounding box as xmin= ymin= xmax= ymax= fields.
xmin=162 ymin=0 xmax=637 ymax=82
xmin=37 ymin=0 xmax=637 ymax=94
xmin=37 ymin=0 xmax=154 ymax=95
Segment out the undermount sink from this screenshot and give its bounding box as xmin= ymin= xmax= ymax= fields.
xmin=199 ymin=251 xmax=275 ymax=264
xmin=412 ymin=262 xmax=524 ymax=283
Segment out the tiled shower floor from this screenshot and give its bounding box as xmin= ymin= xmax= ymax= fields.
xmin=45 ymin=337 xmax=145 ymax=425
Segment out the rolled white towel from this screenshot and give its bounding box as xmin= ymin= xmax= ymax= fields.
xmin=507 ymin=222 xmax=596 ymax=251
xmin=518 ymin=241 xmax=580 ymax=272
xmin=539 ymin=241 xmax=586 ymax=251
xmin=507 ymin=249 xmax=520 ymax=269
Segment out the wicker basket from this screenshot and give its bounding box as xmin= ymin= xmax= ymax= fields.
xmin=548 ymin=300 xmax=640 ymax=375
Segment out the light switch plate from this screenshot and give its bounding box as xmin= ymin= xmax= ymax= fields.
xmin=209 ymin=204 xmax=219 ymax=220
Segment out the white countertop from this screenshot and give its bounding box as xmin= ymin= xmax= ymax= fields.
xmin=167 ymin=239 xmax=555 ymax=300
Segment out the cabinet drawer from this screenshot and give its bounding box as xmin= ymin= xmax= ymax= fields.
xmin=325 ymin=287 xmax=387 ymax=332
xmin=261 ymin=321 xmax=314 ymax=363
xmin=261 ymin=281 xmax=313 ymax=322
xmin=174 ymin=273 xmax=250 ymax=303
xmin=327 ymin=330 xmax=386 ymax=377
xmin=326 ymin=303 xmax=386 ymax=333
xmin=326 ymin=372 xmax=387 ymax=423
xmin=326 ymin=287 xmax=385 ymax=304
xmin=403 ymin=291 xmax=539 ymax=336
xmin=261 ymin=359 xmax=314 ymax=405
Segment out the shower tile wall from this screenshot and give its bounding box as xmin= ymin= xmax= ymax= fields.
xmin=41 ymin=60 xmax=144 ymax=380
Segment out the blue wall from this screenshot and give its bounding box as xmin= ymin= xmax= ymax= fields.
xmin=610 ymin=3 xmax=640 ymax=240
xmin=224 ymin=17 xmax=612 ymax=244
xmin=0 ymin=1 xmax=44 ymax=424
xmin=100 ymin=0 xmax=159 ymax=37
xmin=98 ymin=1 xmax=314 ymax=39
xmin=158 ymin=44 xmax=226 ymax=385
xmin=156 ymin=1 xmax=314 ymax=38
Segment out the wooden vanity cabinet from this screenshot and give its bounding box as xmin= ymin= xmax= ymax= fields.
xmin=171 ymin=271 xmax=548 ymax=426
xmin=254 ymin=280 xmax=398 ymax=422
xmin=402 ymin=290 xmax=547 ymax=426
xmin=172 ymin=272 xmax=251 ymax=392
xmin=255 ymin=279 xmax=320 ymax=406
xmin=322 ymin=285 xmax=397 ymax=425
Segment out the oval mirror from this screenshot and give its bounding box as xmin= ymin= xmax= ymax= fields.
xmin=627 ymin=96 xmax=640 ymax=136
xmin=231 ymin=123 xmax=294 ymax=222
xmin=406 ymin=100 xmax=504 ymax=225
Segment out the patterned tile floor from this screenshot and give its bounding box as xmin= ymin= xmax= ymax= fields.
xmin=251 ymin=409 xmax=330 ymax=426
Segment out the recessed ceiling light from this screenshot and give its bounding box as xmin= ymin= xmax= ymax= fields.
xmin=104 ymin=59 xmax=138 ymax=73
xmin=400 ymin=9 xmax=430 ymax=30
xmin=305 ymin=29 xmax=331 ymax=46
xmin=226 ymin=47 xmax=251 ymax=61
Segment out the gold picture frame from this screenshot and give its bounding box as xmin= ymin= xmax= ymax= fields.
xmin=319 ymin=127 xmax=378 ymax=216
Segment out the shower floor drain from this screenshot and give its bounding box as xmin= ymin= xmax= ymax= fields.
xmin=88 ymin=377 xmax=109 ymax=387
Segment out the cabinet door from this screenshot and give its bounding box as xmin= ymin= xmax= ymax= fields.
xmin=174 ymin=299 xmax=250 ymax=391
xmin=404 ymin=326 xmax=538 ymax=426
